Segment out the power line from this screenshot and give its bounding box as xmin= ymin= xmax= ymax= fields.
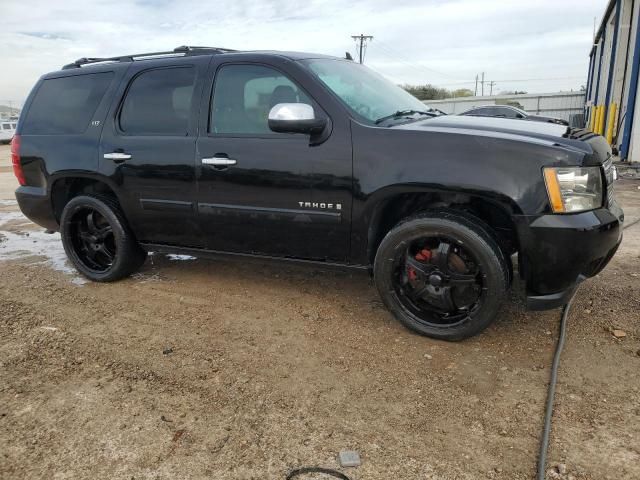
xmin=374 ymin=40 xmax=461 ymax=79
xmin=351 ymin=34 xmax=373 ymax=64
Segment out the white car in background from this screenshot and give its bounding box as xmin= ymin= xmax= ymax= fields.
xmin=0 ymin=120 xmax=17 ymax=143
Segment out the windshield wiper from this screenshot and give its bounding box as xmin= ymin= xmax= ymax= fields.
xmin=374 ymin=109 xmax=433 ymax=125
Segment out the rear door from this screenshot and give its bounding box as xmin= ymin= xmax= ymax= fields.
xmin=194 ymin=58 xmax=353 ymax=262
xmin=100 ymin=57 xmax=209 ymax=247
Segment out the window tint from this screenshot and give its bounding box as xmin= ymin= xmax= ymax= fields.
xmin=2 ymin=124 xmax=10 ymax=130
xmin=210 ymin=64 xmax=311 ymax=135
xmin=120 ymin=67 xmax=196 ymax=136
xmin=22 ymin=72 xmax=113 ymax=135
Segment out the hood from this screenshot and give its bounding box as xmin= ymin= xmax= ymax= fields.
xmin=391 ymin=114 xmax=606 ymax=163
xmin=395 ymin=114 xmax=571 ymax=138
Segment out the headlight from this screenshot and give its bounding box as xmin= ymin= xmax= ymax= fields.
xmin=543 ymin=167 xmax=603 ymax=213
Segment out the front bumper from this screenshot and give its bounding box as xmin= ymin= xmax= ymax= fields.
xmin=516 ymin=201 xmax=623 ymax=310
xmin=15 ymin=186 xmax=59 ymax=232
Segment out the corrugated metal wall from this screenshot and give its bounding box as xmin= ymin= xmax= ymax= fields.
xmin=586 ymin=0 xmax=640 ymax=161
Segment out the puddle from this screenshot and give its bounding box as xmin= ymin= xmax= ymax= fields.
xmin=166 ymin=254 xmax=197 ymax=261
xmin=0 ymin=209 xmax=198 ymax=285
xmin=0 ymin=210 xmax=87 ymax=285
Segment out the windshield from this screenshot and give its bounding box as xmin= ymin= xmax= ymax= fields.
xmin=302 ymin=59 xmax=435 ymax=124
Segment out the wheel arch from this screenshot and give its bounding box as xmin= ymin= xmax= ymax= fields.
xmin=363 ymin=185 xmax=522 ymax=266
xmin=49 ymin=172 xmax=125 ymax=223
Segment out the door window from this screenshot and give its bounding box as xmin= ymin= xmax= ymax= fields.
xmin=119 ymin=67 xmax=196 ymax=136
xmin=210 ymin=64 xmax=312 ymax=135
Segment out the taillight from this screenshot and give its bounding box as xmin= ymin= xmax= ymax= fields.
xmin=11 ymin=135 xmax=26 ymax=186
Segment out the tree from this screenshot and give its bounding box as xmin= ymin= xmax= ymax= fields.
xmin=401 ymin=85 xmax=474 ymax=101
xmin=451 ymin=89 xmax=474 ymax=98
xmin=401 ymin=84 xmax=449 ymax=100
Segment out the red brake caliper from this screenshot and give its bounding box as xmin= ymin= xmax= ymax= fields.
xmin=407 ymin=248 xmax=432 ymax=281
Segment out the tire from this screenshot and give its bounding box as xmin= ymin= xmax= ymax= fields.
xmin=60 ymin=194 xmax=147 ymax=282
xmin=374 ymin=210 xmax=509 ymax=341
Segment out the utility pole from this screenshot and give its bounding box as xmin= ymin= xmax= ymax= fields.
xmin=475 ymin=75 xmax=478 ymax=96
xmin=351 ymin=34 xmax=374 ymax=64
xmin=481 ymin=72 xmax=485 ymax=96
xmin=488 ymin=81 xmax=497 ymax=96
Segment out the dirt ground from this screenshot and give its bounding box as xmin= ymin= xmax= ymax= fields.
xmin=1 ymin=143 xmax=639 ymax=480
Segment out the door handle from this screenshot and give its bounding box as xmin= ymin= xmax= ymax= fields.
xmin=202 ymin=157 xmax=237 ymax=166
xmin=104 ymin=152 xmax=132 ymax=161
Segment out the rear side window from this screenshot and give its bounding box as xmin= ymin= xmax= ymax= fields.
xmin=22 ymin=72 xmax=113 ymax=135
xmin=119 ymin=67 xmax=196 ymax=136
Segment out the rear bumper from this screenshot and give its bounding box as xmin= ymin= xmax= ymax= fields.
xmin=15 ymin=186 xmax=59 ymax=231
xmin=516 ymin=201 xmax=623 ymax=310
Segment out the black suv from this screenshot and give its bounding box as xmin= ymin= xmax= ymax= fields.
xmin=12 ymin=46 xmax=623 ymax=340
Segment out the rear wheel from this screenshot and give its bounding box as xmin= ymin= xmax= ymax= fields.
xmin=60 ymin=195 xmax=147 ymax=282
xmin=374 ymin=211 xmax=508 ymax=341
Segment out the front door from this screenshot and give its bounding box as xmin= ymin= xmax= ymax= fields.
xmin=99 ymin=57 xmax=208 ymax=247
xmin=195 ymin=61 xmax=353 ymax=262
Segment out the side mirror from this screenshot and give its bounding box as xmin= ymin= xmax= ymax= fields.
xmin=268 ymin=103 xmax=326 ymax=134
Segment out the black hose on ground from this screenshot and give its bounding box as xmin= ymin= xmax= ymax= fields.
xmin=623 ymin=217 xmax=640 ymax=230
xmin=286 ymin=467 xmax=351 ymax=480
xmin=536 ymin=287 xmax=579 ymax=480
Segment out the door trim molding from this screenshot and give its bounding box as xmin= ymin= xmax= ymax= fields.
xmin=198 ymin=202 xmax=342 ymax=223
xmin=140 ymin=198 xmax=194 ymax=212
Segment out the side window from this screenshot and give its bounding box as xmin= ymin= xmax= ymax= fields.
xmin=210 ymin=64 xmax=312 ymax=135
xmin=1 ymin=124 xmax=10 ymax=130
xmin=21 ymin=72 xmax=113 ymax=135
xmin=470 ymin=108 xmax=489 ymax=116
xmin=120 ymin=67 xmax=196 ymax=136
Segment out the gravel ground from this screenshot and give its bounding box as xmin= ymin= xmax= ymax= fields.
xmin=1 ymin=144 xmax=639 ymax=480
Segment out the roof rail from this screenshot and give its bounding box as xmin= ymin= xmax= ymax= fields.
xmin=62 ymin=45 xmax=237 ymax=69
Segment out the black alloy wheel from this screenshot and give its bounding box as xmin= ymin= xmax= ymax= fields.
xmin=395 ymin=235 xmax=484 ymax=328
xmin=60 ymin=194 xmax=147 ymax=282
xmin=374 ymin=211 xmax=509 ymax=341
xmin=69 ymin=208 xmax=116 ymax=272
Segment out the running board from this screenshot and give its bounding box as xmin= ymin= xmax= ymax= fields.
xmin=140 ymin=243 xmax=369 ymax=272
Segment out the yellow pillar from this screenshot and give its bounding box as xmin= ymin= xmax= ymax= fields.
xmin=593 ymin=106 xmax=600 ymax=133
xmin=598 ymin=105 xmax=607 ymax=135
xmin=606 ymin=103 xmax=617 ymax=145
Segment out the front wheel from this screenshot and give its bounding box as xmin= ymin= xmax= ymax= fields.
xmin=60 ymin=194 xmax=147 ymax=282
xmin=374 ymin=211 xmax=509 ymax=341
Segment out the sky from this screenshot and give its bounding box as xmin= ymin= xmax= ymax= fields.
xmin=0 ymin=0 xmax=608 ymax=108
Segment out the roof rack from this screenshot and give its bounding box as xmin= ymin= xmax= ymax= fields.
xmin=62 ymin=45 xmax=236 ymax=69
